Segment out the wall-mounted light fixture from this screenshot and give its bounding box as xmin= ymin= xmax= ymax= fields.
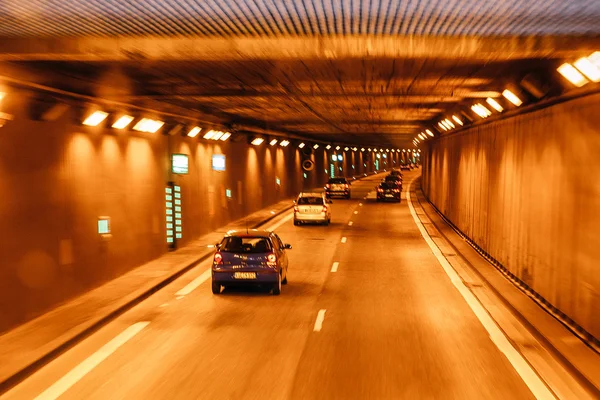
xmin=187 ymin=126 xmax=201 ymax=138
xmin=313 ymin=144 xmax=319 ymax=149
xmin=558 ymin=63 xmax=589 ymax=87
xmin=270 ymin=138 xmax=278 ymax=146
xmin=280 ymin=140 xmax=290 ymax=147
xmin=298 ymin=142 xmax=306 ymax=149
xmin=486 ymin=98 xmax=504 ymax=112
xmin=451 ymin=116 xmax=463 ymax=126
xmin=251 ymin=137 xmax=264 ymax=145
xmin=112 ymin=115 xmax=134 ymax=129
xmin=325 ymin=144 xmax=332 ymax=150
xmin=133 ymin=118 xmax=164 ymax=133
xmin=471 ymin=104 xmax=492 ymax=118
xmin=573 ymin=57 xmax=600 ymax=82
xmin=83 ymin=111 xmax=108 ymax=126
xmin=502 ymin=89 xmax=523 ymax=106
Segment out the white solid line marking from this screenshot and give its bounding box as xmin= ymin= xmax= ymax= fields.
xmin=159 ymin=303 xmax=169 ymax=308
xmin=353 ymin=211 xmax=358 ymax=214
xmin=313 ymin=309 xmax=327 ymax=332
xmin=348 ymin=221 xmax=353 ymax=226
xmin=341 ymin=237 xmax=347 ymax=243
xmin=331 ymin=262 xmax=339 ymax=272
xmin=34 ymin=322 xmax=150 ymax=400
xmin=176 ymin=296 xmax=184 ymax=300
xmin=176 ymin=268 xmax=211 ymax=296
xmin=359 ymin=203 xmax=363 ymax=206
xmin=405 ymin=180 xmax=555 ymax=400
xmin=265 ymin=213 xmax=294 ymax=231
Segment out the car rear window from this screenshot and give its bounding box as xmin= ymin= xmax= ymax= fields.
xmin=328 ymin=178 xmax=347 ymax=184
xmin=298 ymin=197 xmax=324 ymax=205
xmin=385 ymin=176 xmax=400 ymax=181
xmin=220 ymin=236 xmax=273 ymax=253
xmin=380 ymin=183 xmax=397 ymax=189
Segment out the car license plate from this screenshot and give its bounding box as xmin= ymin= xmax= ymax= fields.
xmin=385 ymin=194 xmax=393 ymax=197
xmin=234 ymin=272 xmax=257 ymax=279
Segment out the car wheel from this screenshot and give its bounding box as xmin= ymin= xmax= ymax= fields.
xmin=326 ymin=218 xmax=331 ymax=226
xmin=211 ymin=281 xmax=221 ymax=294
xmin=293 ymin=220 xmax=299 ymax=226
xmin=282 ymin=270 xmax=288 ymax=285
xmin=273 ymin=273 xmax=282 ymax=295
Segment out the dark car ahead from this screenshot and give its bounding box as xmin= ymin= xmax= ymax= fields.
xmin=212 ymin=230 xmax=291 ymax=295
xmin=325 ymin=177 xmax=351 ymax=199
xmin=376 ymin=182 xmax=401 ymax=202
xmin=384 ymin=175 xmax=403 ymax=191
xmin=400 ymin=164 xmax=411 ymax=171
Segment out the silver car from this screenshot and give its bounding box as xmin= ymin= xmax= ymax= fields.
xmin=293 ymin=192 xmax=332 ymax=226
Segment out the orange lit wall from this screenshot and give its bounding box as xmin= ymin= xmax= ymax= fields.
xmin=422 ymin=91 xmax=600 ymax=341
xmin=0 ymin=90 xmax=368 ymax=333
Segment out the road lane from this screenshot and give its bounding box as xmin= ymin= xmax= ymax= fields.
xmin=3 ymin=171 xmax=547 ymax=399
xmin=3 ymin=175 xmax=379 ymax=400
xmin=289 ymin=171 xmax=536 ymax=399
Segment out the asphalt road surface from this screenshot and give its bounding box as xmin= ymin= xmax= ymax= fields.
xmin=3 ymin=172 xmax=536 ymax=400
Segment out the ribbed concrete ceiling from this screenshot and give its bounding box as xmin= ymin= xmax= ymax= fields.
xmin=0 ymin=1 xmax=598 ymax=147
xmin=0 ymin=0 xmax=598 ymax=37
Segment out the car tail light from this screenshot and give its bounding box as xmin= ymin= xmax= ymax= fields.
xmin=377 ymin=188 xmax=383 ymax=192
xmin=326 ymin=184 xmax=331 ymax=189
xmin=267 ymin=253 xmax=277 ymax=263
xmin=294 ymin=206 xmax=299 ymax=212
xmin=344 ymin=184 xmax=349 ymax=188
xmin=322 ymin=206 xmax=328 ymax=213
xmin=214 ymin=252 xmax=223 ymax=264
xmin=393 ymin=189 xmax=400 ymax=192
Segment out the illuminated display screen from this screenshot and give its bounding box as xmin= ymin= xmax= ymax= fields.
xmin=337 ymin=155 xmax=343 ymax=161
xmin=212 ymin=154 xmax=226 ymax=171
xmin=172 ymin=154 xmax=189 ymax=174
xmin=97 ymin=218 xmax=110 ymax=234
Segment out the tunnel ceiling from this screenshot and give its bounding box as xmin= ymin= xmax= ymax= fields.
xmin=0 ymin=1 xmax=599 ymax=147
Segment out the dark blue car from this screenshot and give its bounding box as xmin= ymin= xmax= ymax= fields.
xmin=211 ymin=230 xmax=291 ymax=295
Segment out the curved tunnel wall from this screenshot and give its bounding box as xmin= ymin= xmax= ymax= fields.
xmin=0 ymin=89 xmax=397 ymax=333
xmin=422 ymin=91 xmax=600 ymax=340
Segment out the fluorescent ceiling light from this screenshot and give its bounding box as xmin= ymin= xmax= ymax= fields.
xmin=0 ymin=92 xmax=5 ymax=102
xmin=486 ymin=98 xmax=504 ymax=112
xmin=471 ymin=104 xmax=492 ymax=118
xmin=220 ymin=132 xmax=231 ymax=141
xmin=368 ymin=148 xmax=372 ymax=151
xmin=361 ymin=148 xmax=365 ymax=151
xmin=251 ymin=138 xmax=264 ymax=145
xmin=280 ymin=140 xmax=290 ymax=147
xmin=438 ymin=122 xmax=448 ymax=131
xmin=298 ymin=142 xmax=305 ymax=148
xmin=344 ymin=147 xmax=349 ymax=151
xmin=415 ymin=138 xmax=420 ymax=143
xmin=325 ymin=144 xmax=332 ymax=150
xmin=426 ymin=129 xmax=434 ymax=137
xmin=353 ymin=147 xmax=358 ymax=151
xmin=335 ymin=146 xmax=341 ymax=150
xmin=444 ymin=119 xmax=456 ymax=128
xmin=270 ymin=139 xmax=278 ymax=146
xmin=558 ymin=63 xmax=588 ymax=87
xmin=212 ymin=131 xmax=224 ymax=140
xmin=187 ymin=126 xmax=201 ymax=138
xmin=451 ymin=116 xmax=463 ymax=126
xmin=502 ymin=89 xmax=523 ymax=106
xmin=133 ymin=118 xmax=163 ymax=133
xmin=313 ymin=144 xmax=319 ymax=149
xmin=574 ymin=57 xmax=600 ymax=82
xmin=83 ymin=111 xmax=108 ymax=126
xmin=112 ymin=115 xmax=133 ymax=129
xmin=203 ymin=130 xmax=216 ymax=139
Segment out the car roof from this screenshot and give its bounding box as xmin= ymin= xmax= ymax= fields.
xmin=224 ymin=229 xmax=273 ymax=238
xmin=298 ymin=192 xmax=324 ymax=197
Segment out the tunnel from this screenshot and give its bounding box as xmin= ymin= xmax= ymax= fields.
xmin=0 ymin=1 xmax=599 ymax=398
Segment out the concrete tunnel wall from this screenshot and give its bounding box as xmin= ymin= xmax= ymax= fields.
xmin=421 ymin=91 xmax=600 ymax=340
xmin=0 ymin=89 xmax=395 ymax=334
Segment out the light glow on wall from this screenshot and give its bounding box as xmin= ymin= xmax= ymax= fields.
xmin=133 ymin=118 xmax=164 ymax=133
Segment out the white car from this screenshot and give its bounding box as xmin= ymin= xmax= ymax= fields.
xmin=293 ymin=192 xmax=332 ymax=226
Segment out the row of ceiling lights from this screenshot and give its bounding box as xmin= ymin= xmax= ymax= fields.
xmin=557 ymin=51 xmax=600 ymax=88
xmin=414 ymin=51 xmax=599 ymax=147
xmin=82 ymin=110 xmax=234 ymax=141
xmin=413 ymin=88 xmax=524 ymax=147
xmin=250 ymin=137 xmax=421 ymax=154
